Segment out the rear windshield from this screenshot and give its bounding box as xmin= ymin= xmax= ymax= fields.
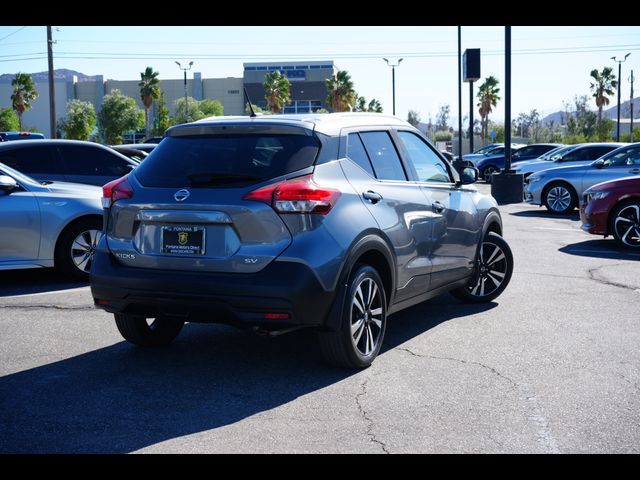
xmin=134 ymin=134 xmax=320 ymax=188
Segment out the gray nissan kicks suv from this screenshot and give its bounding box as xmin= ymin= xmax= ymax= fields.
xmin=91 ymin=113 xmax=513 ymax=368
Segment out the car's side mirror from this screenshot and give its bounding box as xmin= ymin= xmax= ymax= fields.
xmin=0 ymin=175 xmax=18 ymax=193
xmin=457 ymin=166 xmax=479 ymax=185
xmin=594 ymin=159 xmax=605 ymax=169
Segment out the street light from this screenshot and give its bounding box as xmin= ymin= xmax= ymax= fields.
xmin=175 ymin=60 xmax=194 ymax=119
xmin=611 ymin=53 xmax=630 ymax=141
xmin=383 ymin=58 xmax=403 ymax=116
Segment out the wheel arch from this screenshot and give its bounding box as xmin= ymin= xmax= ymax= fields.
xmin=607 ymin=195 xmax=640 ymax=237
xmin=53 ymin=214 xmax=104 ymax=261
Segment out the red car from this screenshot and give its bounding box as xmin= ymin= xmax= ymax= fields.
xmin=580 ymin=176 xmax=640 ymax=248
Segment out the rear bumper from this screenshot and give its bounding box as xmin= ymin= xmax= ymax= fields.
xmin=90 ymin=251 xmax=336 ymax=328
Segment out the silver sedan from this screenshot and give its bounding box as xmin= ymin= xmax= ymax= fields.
xmin=524 ymin=143 xmax=640 ymax=214
xmin=0 ymin=162 xmax=104 ymax=280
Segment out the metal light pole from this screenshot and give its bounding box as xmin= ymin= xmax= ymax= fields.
xmin=383 ymin=58 xmax=403 ymax=116
xmin=46 ymin=26 xmax=56 ymax=138
xmin=175 ymin=60 xmax=194 ymax=119
xmin=457 ymin=27 xmax=462 ymax=160
xmin=611 ymin=53 xmax=630 ymax=141
xmin=630 ymin=70 xmax=635 ymax=142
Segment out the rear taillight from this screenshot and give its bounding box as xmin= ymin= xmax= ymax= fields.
xmin=243 ymin=175 xmax=340 ymax=215
xmin=102 ymin=175 xmax=133 ymax=209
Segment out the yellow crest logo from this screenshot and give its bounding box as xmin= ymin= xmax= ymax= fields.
xmin=178 ymin=232 xmax=189 ymax=245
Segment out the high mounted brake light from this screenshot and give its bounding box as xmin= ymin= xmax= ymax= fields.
xmin=243 ymin=175 xmax=340 ymax=215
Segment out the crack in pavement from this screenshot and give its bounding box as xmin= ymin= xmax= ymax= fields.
xmin=355 ymin=378 xmax=390 ymax=454
xmin=619 ymin=373 xmax=640 ymax=394
xmin=396 ymin=347 xmax=560 ymax=453
xmin=0 ymin=304 xmax=94 ymax=311
xmin=587 ymin=264 xmax=638 ymax=292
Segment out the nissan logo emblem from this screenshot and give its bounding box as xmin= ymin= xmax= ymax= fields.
xmin=174 ymin=189 xmax=190 ymax=202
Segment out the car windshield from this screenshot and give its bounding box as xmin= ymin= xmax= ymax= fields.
xmin=0 ymin=161 xmax=40 ymax=185
xmin=550 ymin=145 xmax=581 ymax=161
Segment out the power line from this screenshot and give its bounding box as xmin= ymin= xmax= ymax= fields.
xmin=0 ymin=26 xmax=27 ymax=43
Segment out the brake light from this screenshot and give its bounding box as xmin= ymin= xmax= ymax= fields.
xmin=102 ymin=175 xmax=133 ymax=208
xmin=243 ymin=175 xmax=340 ymax=215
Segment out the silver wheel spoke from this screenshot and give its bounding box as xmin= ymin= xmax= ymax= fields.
xmin=73 ymin=237 xmax=90 ymax=250
xmin=485 ymin=272 xmax=501 ymax=288
xmin=75 ymin=253 xmax=90 ymax=271
xmin=365 ymin=325 xmax=374 ymax=355
xmin=622 ymin=225 xmax=635 ymax=243
xmin=487 ymin=251 xmax=506 ymax=267
xmin=484 ymin=245 xmax=501 ymax=265
xmin=352 ymin=318 xmax=365 ymax=345
xmin=368 ymin=283 xmax=378 ymax=309
xmin=370 ymin=317 xmax=382 ymax=329
xmin=353 ymin=286 xmax=366 ymax=314
xmin=370 ymin=307 xmax=383 ymax=316
xmin=488 ymin=269 xmax=505 ymax=279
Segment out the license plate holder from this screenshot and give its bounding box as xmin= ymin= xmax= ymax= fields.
xmin=161 ymin=225 xmax=205 ymax=255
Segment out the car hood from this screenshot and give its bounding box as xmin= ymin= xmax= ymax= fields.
xmin=515 ymin=159 xmax=550 ymax=168
xmin=587 ymin=175 xmax=640 ymax=192
xmin=44 ymin=181 xmax=103 ymax=197
xmin=533 ymin=163 xmax=592 ymax=178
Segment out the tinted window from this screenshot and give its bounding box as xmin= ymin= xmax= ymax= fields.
xmin=135 ymin=134 xmax=320 ymax=188
xmin=398 ymin=131 xmax=451 ymax=183
xmin=59 ymin=145 xmax=131 ymax=176
xmin=346 ymin=133 xmax=375 ymax=176
xmin=0 ymin=146 xmax=59 ymax=175
xmin=359 ymin=131 xmax=406 ymax=181
xmin=603 ymin=146 xmax=640 ymax=167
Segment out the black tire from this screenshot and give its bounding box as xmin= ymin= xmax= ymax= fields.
xmin=55 ymin=217 xmax=103 ymax=281
xmin=609 ymin=199 xmax=640 ymax=249
xmin=542 ymin=181 xmax=577 ymax=214
xmin=114 ymin=314 xmax=184 ymax=347
xmin=482 ymin=165 xmax=499 ymax=183
xmin=318 ymin=264 xmax=387 ymax=369
xmin=452 ymin=232 xmax=513 ymax=303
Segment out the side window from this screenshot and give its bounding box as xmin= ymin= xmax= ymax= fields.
xmin=0 ymin=147 xmax=59 ymax=175
xmin=59 ymin=146 xmax=130 ymax=176
xmin=346 ymin=133 xmax=375 ymax=176
xmin=604 ymin=147 xmax=640 ymax=167
xmin=359 ymin=131 xmax=407 ymax=181
xmin=593 ymin=146 xmax=615 ymax=159
xmin=397 ymin=131 xmax=452 ymax=183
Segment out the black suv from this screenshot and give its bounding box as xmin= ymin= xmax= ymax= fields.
xmin=91 ymin=113 xmax=513 ymax=368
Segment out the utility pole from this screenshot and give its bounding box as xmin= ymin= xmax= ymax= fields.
xmin=175 ymin=60 xmax=194 ymax=120
xmin=630 ymin=70 xmax=635 ymax=142
xmin=383 ymin=58 xmax=403 ymax=116
xmin=47 ymin=26 xmax=56 ymax=138
xmin=457 ymin=26 xmax=462 ymax=159
xmin=611 ymin=53 xmax=631 ymax=141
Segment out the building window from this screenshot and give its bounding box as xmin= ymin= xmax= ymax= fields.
xmin=282 ymin=66 xmax=295 ymax=70
xmin=245 ymin=66 xmax=257 ymax=71
xmin=227 ymin=90 xmax=240 ymax=94
xmin=320 ymin=64 xmax=332 ymax=69
xmin=268 ymin=66 xmax=281 ymax=71
xmin=256 ymin=66 xmax=267 ymax=71
xmin=295 ymin=65 xmax=309 ymax=70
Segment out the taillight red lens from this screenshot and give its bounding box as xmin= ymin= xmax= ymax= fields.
xmin=243 ymin=175 xmax=340 ymax=215
xmin=102 ymin=175 xmax=133 ymax=208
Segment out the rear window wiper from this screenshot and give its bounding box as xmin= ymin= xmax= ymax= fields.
xmin=187 ymin=172 xmax=263 ymax=186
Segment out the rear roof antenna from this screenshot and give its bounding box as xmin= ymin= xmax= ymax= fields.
xmin=244 ymin=87 xmax=257 ymax=118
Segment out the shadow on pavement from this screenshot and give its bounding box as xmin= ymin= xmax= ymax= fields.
xmin=0 ymin=294 xmax=495 ymax=453
xmin=509 ymin=209 xmax=579 ymax=221
xmin=0 ymin=268 xmax=86 ymax=297
xmin=559 ymin=239 xmax=640 ymax=260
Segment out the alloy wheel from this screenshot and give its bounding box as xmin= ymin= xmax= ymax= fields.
xmin=71 ymin=229 xmax=102 ymax=274
xmin=614 ymin=204 xmax=640 ymax=248
xmin=350 ymin=277 xmax=384 ymax=356
xmin=467 ymin=240 xmax=508 ymax=298
xmin=546 ymin=186 xmax=572 ymax=212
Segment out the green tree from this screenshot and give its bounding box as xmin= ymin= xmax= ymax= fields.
xmin=326 ymin=70 xmax=357 ymax=112
xmin=621 ymin=127 xmax=640 ymax=142
xmin=58 ymin=100 xmax=96 ymax=140
xmin=263 ymin=71 xmax=291 ymax=113
xmin=367 ymin=99 xmax=383 ymax=113
xmin=355 ymin=95 xmax=383 ymax=113
xmin=151 ymin=91 xmax=172 ymax=137
xmin=407 ymin=109 xmax=421 ymax=127
xmin=173 ymin=97 xmax=204 ymax=124
xmin=245 ymin=103 xmax=266 ymax=115
xmin=10 ymin=72 xmax=38 ymax=130
xmin=477 ymin=76 xmax=501 ymax=142
xmin=138 ymin=66 xmax=161 ymax=138
xmin=590 ymin=67 xmax=617 ymax=121
xmin=97 ymin=89 xmax=144 ymax=144
xmin=595 ymin=117 xmax=615 ymax=141
xmin=435 ymin=104 xmax=451 ymax=131
xmin=0 ymin=107 xmax=20 ymax=131
xmin=199 ymin=99 xmax=224 ymax=117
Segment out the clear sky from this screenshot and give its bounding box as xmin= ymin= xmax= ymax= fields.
xmin=1 ymin=25 xmax=639 ymax=124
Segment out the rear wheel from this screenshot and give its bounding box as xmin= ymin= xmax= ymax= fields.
xmin=482 ymin=165 xmax=499 ymax=183
xmin=543 ymin=182 xmax=577 ymax=214
xmin=318 ymin=264 xmax=387 ymax=369
xmin=610 ymin=200 xmax=640 ymax=249
xmin=55 ymin=218 xmax=103 ymax=281
xmin=452 ymin=232 xmax=513 ymax=303
xmin=114 ymin=314 xmax=184 ymax=347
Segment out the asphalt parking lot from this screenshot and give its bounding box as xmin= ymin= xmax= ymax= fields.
xmin=1 ymin=183 xmax=638 ymax=454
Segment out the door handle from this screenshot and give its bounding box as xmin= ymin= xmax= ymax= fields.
xmin=362 ymin=190 xmax=383 ymax=204
xmin=432 ymin=201 xmax=445 ymax=213
xmin=629 ymin=168 xmax=640 ymax=174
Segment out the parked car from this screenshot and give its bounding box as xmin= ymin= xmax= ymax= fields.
xmin=580 ymin=176 xmax=640 ymax=249
xmin=90 ymin=113 xmax=514 ymax=368
xmin=0 ymin=140 xmax=139 ymax=187
xmin=110 ymin=145 xmax=149 ymax=163
xmin=0 ymin=162 xmax=103 ymax=280
xmin=0 ymin=131 xmax=45 ymax=142
xmin=525 ymin=143 xmax=640 ymax=214
xmin=141 ymin=136 xmax=163 ymax=144
xmin=462 ymin=143 xmax=525 ymax=163
xmin=514 ymin=143 xmax=624 ymax=178
xmin=475 ymin=143 xmax=562 ymax=182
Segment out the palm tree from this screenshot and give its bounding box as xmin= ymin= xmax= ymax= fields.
xmin=367 ymin=99 xmax=383 ymax=113
xmin=138 ymin=67 xmax=161 ymax=138
xmin=477 ymin=76 xmax=500 ymax=143
xmin=590 ymin=67 xmax=617 ymax=121
xmin=263 ymin=71 xmax=291 ymax=113
xmin=11 ymin=72 xmax=38 ymax=131
xmin=326 ymin=70 xmax=357 ymax=112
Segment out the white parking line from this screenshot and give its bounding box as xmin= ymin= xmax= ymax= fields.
xmin=533 ymin=227 xmax=580 ymax=232
xmin=1 ymin=286 xmax=90 ymax=300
